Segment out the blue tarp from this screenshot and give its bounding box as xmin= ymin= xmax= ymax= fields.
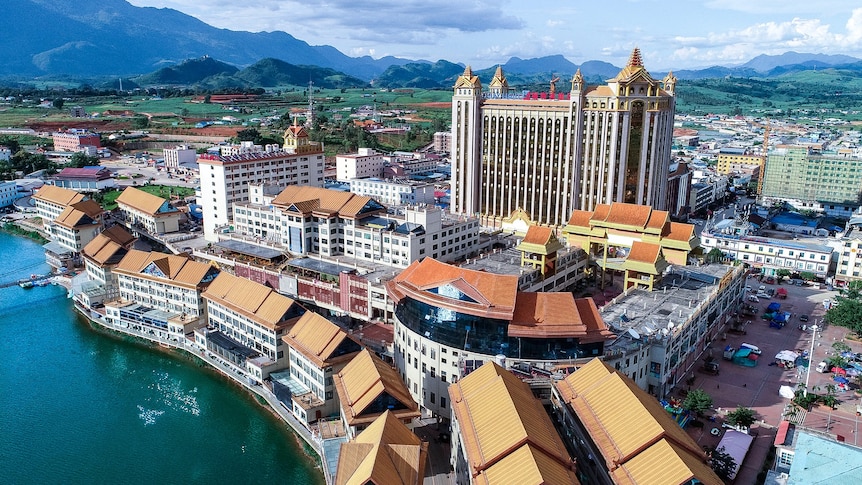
xmin=767 ymin=302 xmax=781 ymax=312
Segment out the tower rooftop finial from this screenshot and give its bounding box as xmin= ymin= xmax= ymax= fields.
xmin=628 ymin=47 xmax=643 ymax=67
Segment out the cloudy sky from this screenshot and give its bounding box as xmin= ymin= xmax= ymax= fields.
xmin=126 ymin=0 xmax=862 ymax=70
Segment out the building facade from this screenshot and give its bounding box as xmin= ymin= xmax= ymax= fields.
xmin=52 ymin=130 xmax=101 ymax=152
xmin=32 ymin=185 xmax=84 ymax=226
xmin=349 ymin=178 xmax=436 ymax=207
xmin=116 ymin=186 xmax=182 ymax=235
xmin=50 ymin=166 xmax=117 ymax=193
xmin=197 ymin=124 xmax=325 ymax=241
xmin=387 ymin=257 xmax=614 ymax=420
xmin=700 ymin=231 xmax=832 ymax=279
xmin=0 ymin=180 xmax=18 ymax=208
xmin=762 ymin=145 xmax=862 ymax=217
xmin=451 ymin=48 xmax=676 ymax=228
xmin=335 ymin=147 xmax=385 ymax=181
xmin=716 ymin=147 xmax=763 ymax=175
xmin=163 ymin=145 xmax=197 ymax=168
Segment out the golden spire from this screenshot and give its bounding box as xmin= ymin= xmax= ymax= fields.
xmin=571 ymin=68 xmax=584 ymax=92
xmin=489 ymin=65 xmax=507 ymax=87
xmin=454 ymin=64 xmax=482 ymax=89
xmin=662 ymin=70 xmax=677 ymax=95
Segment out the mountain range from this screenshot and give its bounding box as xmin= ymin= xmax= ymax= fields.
xmin=4 ymin=0 xmax=862 ymax=88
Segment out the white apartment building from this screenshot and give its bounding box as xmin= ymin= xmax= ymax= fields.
xmin=163 ymin=145 xmax=197 ymax=168
xmin=280 ymin=311 xmax=362 ymax=425
xmin=32 ymin=185 xmax=84 ymax=226
xmin=197 ymin=125 xmax=324 ymax=241
xmin=432 ymin=131 xmax=451 ymax=153
xmin=349 ymin=178 xmax=436 ymax=206
xmin=381 ymin=152 xmax=439 ymax=178
xmin=78 ymin=225 xmax=136 ymax=307
xmin=1 ymin=180 xmax=17 ymax=208
xmin=335 ymin=147 xmax=385 ymax=181
xmin=202 ymin=272 xmax=306 ymax=380
xmin=116 ymin=186 xmax=182 ymax=235
xmin=51 ymin=199 xmax=103 ymax=253
xmin=701 ymin=232 xmax=832 ymax=278
xmin=232 ymin=186 xmax=480 ymax=268
xmin=106 ymin=250 xmax=219 ymax=338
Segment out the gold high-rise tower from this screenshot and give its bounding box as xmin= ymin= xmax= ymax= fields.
xmin=451 ymin=48 xmax=677 ymax=227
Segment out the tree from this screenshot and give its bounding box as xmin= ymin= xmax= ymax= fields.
xmin=725 ymin=406 xmax=756 ymax=429
xmin=69 ymin=152 xmax=100 ymax=168
xmin=826 ymin=283 xmax=862 ymax=335
xmin=706 ymin=248 xmax=724 ymax=264
xmin=131 ymin=116 xmax=149 ymax=130
xmin=707 ymin=446 xmax=737 ymax=481
xmin=776 ymin=269 xmax=791 ymax=282
xmin=52 ymin=98 xmax=65 ymax=109
xmin=682 ymin=388 xmax=713 ymax=416
xmin=799 ymin=271 xmax=816 ymax=281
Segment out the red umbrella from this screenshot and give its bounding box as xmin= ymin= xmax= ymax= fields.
xmin=832 ymin=367 xmax=847 ymax=375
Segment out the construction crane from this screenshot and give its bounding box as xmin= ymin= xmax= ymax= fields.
xmin=755 ymin=119 xmax=770 ymax=196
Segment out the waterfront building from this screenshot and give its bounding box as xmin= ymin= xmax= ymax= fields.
xmin=50 ymin=199 xmax=104 ymax=254
xmin=116 ymin=186 xmax=182 ymax=235
xmin=78 ymin=225 xmax=136 ymax=307
xmin=332 ymin=348 xmax=420 ymax=438
xmin=197 ymin=123 xmax=325 ymax=241
xmin=551 ymin=358 xmax=722 ymax=485
xmin=387 ymin=257 xmax=614 ymax=420
xmin=163 ymin=145 xmax=197 ymax=169
xmin=52 ymin=130 xmax=101 ymax=152
xmin=762 ymin=145 xmax=862 ymax=217
xmin=106 ymin=249 xmax=219 ymax=339
xmin=700 ymin=225 xmax=832 ymax=279
xmin=281 ymin=311 xmax=362 ymax=425
xmin=32 ymin=184 xmax=84 ymax=225
xmin=0 ymin=180 xmax=16 ymax=208
xmin=50 ymin=166 xmax=116 ymax=193
xmin=599 ymin=264 xmax=746 ymax=398
xmin=448 ymin=361 xmax=579 ymax=485
xmin=451 ymin=48 xmax=676 ymax=228
xmin=201 ymin=271 xmax=305 ymax=380
xmin=334 ymin=410 xmax=428 ymax=485
xmin=349 ymin=178 xmax=436 ymax=207
xmin=336 ymin=148 xmax=386 ymax=182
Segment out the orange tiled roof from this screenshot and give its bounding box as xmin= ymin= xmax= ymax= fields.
xmin=555 ymin=359 xmax=722 ymax=485
xmin=334 ymin=349 xmax=419 ymax=426
xmin=114 ymin=249 xmax=215 ymax=289
xmin=449 ymin=362 xmax=578 ymax=484
xmin=510 ymin=293 xmax=615 ymax=342
xmin=99 ymin=225 xmax=136 ymax=247
xmin=603 ymin=202 xmax=653 ymax=228
xmin=567 ymin=210 xmax=593 ymax=227
xmin=116 ymin=187 xmax=172 ymax=216
xmin=272 ymin=186 xmax=381 ymax=218
xmin=663 ymin=222 xmax=695 ymax=242
xmin=645 ymin=210 xmax=668 ymax=231
xmin=283 ymin=311 xmax=360 ymax=368
xmin=334 ymin=411 xmax=427 ymax=485
xmin=521 ymin=225 xmax=553 ymax=246
xmin=204 ymin=272 xmax=300 ymax=330
xmin=386 ymin=258 xmax=519 ymax=320
xmin=626 ymin=241 xmax=661 ymax=264
xmin=82 ymin=233 xmax=126 ymax=266
xmin=53 ymin=199 xmax=103 ymax=229
xmin=33 ymin=184 xmax=84 ymax=206
xmin=590 ymin=204 xmax=611 ymax=222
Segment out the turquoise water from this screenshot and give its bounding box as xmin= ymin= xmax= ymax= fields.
xmin=0 ymin=232 xmax=323 ymax=485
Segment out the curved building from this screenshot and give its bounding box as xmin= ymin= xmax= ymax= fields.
xmin=386 ymin=258 xmax=615 ymax=420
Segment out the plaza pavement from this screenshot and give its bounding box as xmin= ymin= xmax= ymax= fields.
xmin=676 ymin=278 xmax=862 ymax=483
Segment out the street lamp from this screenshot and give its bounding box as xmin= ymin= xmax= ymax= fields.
xmin=804 ymin=322 xmax=819 ymax=396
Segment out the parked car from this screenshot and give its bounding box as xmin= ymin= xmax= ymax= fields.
xmin=799 ymin=314 xmax=809 ymax=322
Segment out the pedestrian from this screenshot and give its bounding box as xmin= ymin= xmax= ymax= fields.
xmin=716 ymin=384 xmax=720 ymax=389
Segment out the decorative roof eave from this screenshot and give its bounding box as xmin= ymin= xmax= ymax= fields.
xmin=390 ymin=280 xmax=515 ymax=321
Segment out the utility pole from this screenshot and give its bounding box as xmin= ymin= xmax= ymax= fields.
xmin=804 ymin=323 xmax=819 ymax=396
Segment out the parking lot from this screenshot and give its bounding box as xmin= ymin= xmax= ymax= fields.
xmin=673 ymin=278 xmax=862 ymax=482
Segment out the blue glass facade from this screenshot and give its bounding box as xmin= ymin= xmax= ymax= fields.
xmin=395 ymin=297 xmax=603 ymax=360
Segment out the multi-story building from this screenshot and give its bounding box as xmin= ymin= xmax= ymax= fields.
xmin=163 ymin=145 xmax=197 ymax=169
xmin=197 ymin=124 xmax=325 ymax=241
xmin=280 ymin=311 xmax=362 ymax=425
xmin=448 ymin=361 xmax=579 ymax=485
xmin=0 ymin=145 xmax=12 ymax=161
xmin=334 ymin=411 xmax=427 ymax=485
xmin=0 ymin=180 xmax=17 ymax=208
xmin=451 ymin=48 xmax=676 ymax=227
xmin=349 ymin=178 xmax=436 ymax=206
xmin=201 ymin=272 xmax=306 ymax=380
xmin=762 ymin=145 xmax=862 ymax=217
xmin=387 ymin=257 xmax=615 ymax=420
xmin=665 ymin=161 xmax=692 ymax=219
xmin=32 ymin=185 xmax=84 ymax=225
xmin=43 ymin=199 xmax=104 ymax=269
xmin=432 ymin=131 xmax=450 ymax=153
xmin=78 ymin=225 xmax=136 ymax=307
xmin=332 ymin=348 xmax=420 ymax=438
xmin=116 ymin=186 xmax=182 ymax=235
xmin=50 ymin=166 xmax=117 ymax=193
xmin=700 ymin=229 xmax=832 ymax=279
xmin=716 ymin=147 xmax=763 ymax=175
xmin=599 ymin=264 xmax=746 ymax=397
xmin=381 ymin=152 xmax=439 ymax=178
xmin=551 ymin=358 xmax=723 ymax=485
xmin=106 ymin=250 xmax=219 ymax=338
xmin=52 ymin=130 xmax=101 ymax=152
xmin=335 ymin=147 xmax=386 ymax=181
xmin=830 ymin=215 xmax=862 ymax=287
xmin=259 ymin=185 xmax=478 ymax=267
